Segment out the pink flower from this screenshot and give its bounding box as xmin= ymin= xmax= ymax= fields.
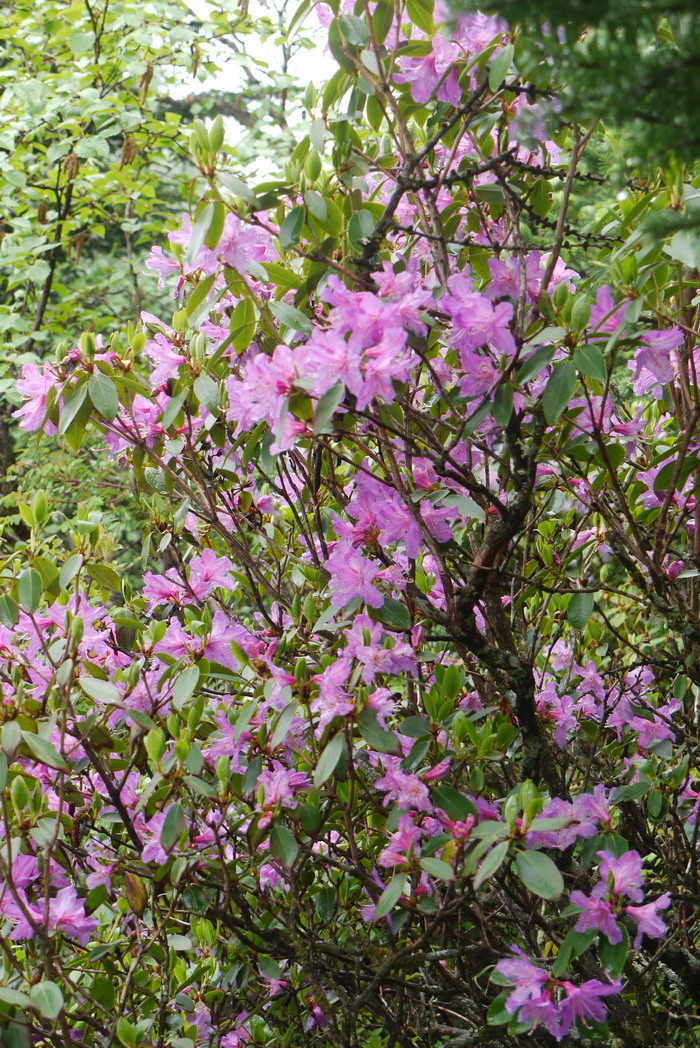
xmin=379 ymin=815 xmax=422 ymax=867
xmin=595 ymin=849 xmax=644 ymax=903
xmin=325 ymin=540 xmax=384 ymax=609
xmin=2 ymin=887 xmax=98 ymax=945
xmin=628 ymin=327 xmax=684 ymax=397
xmin=624 ymin=892 xmax=671 ymax=950
xmin=557 ymin=978 xmax=621 ymax=1038
xmin=587 ymin=285 xmax=627 ymax=335
xmin=257 ymin=761 xmax=309 ymax=828
xmin=142 ymin=569 xmax=185 ymax=611
xmin=221 ymin=1011 xmax=253 ymax=1048
xmin=311 ymin=658 xmax=354 ymax=735
xmin=569 ymin=891 xmax=622 ymax=943
xmin=188 ymin=547 xmax=236 ymax=600
xmin=495 ymin=946 xmax=549 ymax=1012
xmin=442 ymin=274 xmax=516 ymax=357
xmin=375 ymin=759 xmax=432 ymax=811
xmin=144 ymin=245 xmax=180 ymax=287
xmin=14 ymin=362 xmax=60 ymax=434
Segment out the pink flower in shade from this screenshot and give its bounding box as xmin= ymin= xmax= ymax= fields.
xmin=367 ymin=687 xmax=397 ymax=728
xmin=379 ymin=815 xmax=423 ymax=868
xmin=375 ymin=759 xmax=432 ymax=811
xmin=140 ymin=808 xmax=172 ymax=864
xmin=420 ymin=500 xmax=456 ymax=543
xmin=311 ymin=657 xmax=354 ymax=735
xmin=257 ymin=761 xmax=309 ymax=829
xmin=595 ymin=849 xmax=645 ymax=903
xmin=557 ymin=978 xmax=622 ymax=1039
xmin=422 ymin=758 xmax=451 ymax=783
xmin=486 ymin=251 xmax=544 ymax=303
xmin=221 ymin=1011 xmax=253 ymax=1048
xmin=437 ymin=810 xmax=475 ymax=841
xmin=325 ymin=540 xmax=384 ymax=609
xmin=188 ymin=547 xmax=236 ymax=600
xmin=587 ymin=284 xmax=627 ymax=335
xmin=394 ymin=37 xmax=462 ymax=106
xmin=457 ymin=351 xmax=500 ymax=398
xmin=14 ymin=362 xmax=61 ymax=434
xmin=442 ymin=274 xmax=516 ymax=356
xmin=495 ymin=946 xmax=550 ymax=1012
xmin=628 ymin=327 xmax=684 ymax=397
xmin=624 ymin=892 xmax=671 ymax=950
xmin=2 ymin=887 xmax=98 ymax=945
xmin=569 ymin=891 xmax=622 ymax=944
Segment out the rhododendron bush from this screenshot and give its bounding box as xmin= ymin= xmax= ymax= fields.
xmin=4 ymin=2 xmax=700 ymax=1046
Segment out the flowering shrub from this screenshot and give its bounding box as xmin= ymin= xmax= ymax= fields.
xmin=3 ymin=2 xmax=700 ymax=1046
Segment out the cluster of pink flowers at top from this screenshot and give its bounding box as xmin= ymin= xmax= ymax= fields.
xmin=225 ymin=261 xmax=430 ymax=453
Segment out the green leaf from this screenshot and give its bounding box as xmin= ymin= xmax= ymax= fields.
xmin=29 ymin=982 xmax=63 ymax=1021
xmin=79 ymin=676 xmax=122 ymax=705
xmin=431 ymin=785 xmax=476 ymax=822
xmin=543 ymin=359 xmax=576 ymax=424
xmin=0 ymin=594 xmax=19 ymax=628
xmin=574 ymin=344 xmax=607 ymax=384
xmin=193 ymin=373 xmax=220 ymax=414
xmin=357 ymin=709 xmax=401 ymax=754
xmin=486 ymin=989 xmax=512 ymax=1026
xmin=551 ymin=928 xmax=597 ymax=978
xmin=59 ymin=384 xmax=92 ymax=449
xmin=18 ymin=568 xmax=42 ymax=613
xmin=269 ymin=300 xmax=313 ymax=335
xmin=185 ymin=273 xmax=217 ymax=317
xmin=21 ymin=732 xmax=70 ymax=772
xmin=406 ymin=0 xmax=433 ymax=35
xmin=374 ymin=872 xmax=407 ymax=920
xmin=339 ymin=13 xmax=369 ymax=46
xmin=492 ymin=383 xmax=513 ymax=427
xmin=172 ymin=666 xmax=200 ymax=710
xmin=314 ymin=732 xmax=346 ymax=787
xmin=515 ymin=849 xmax=564 ymax=900
xmin=0 ymin=987 xmax=32 ymax=1010
xmin=473 ymin=839 xmax=509 ymax=889
xmin=204 ymin=200 xmax=225 ymax=250
xmin=370 ymin=596 xmax=411 ymax=632
xmin=516 ymin=344 xmax=555 ymax=384
xmin=599 ymin=922 xmax=629 ymax=978
xmin=88 ymin=371 xmax=119 ymax=421
xmin=400 ymin=716 xmax=431 ymax=739
xmin=372 ymin=0 xmax=394 ymax=45
xmin=116 ymin=1017 xmax=138 ymax=1047
xmin=567 ymin=591 xmax=595 ymax=630
xmin=348 ymin=209 xmax=374 ymax=250
xmin=489 ymin=43 xmax=514 ymax=91
xmin=59 ymin=553 xmax=84 ymax=590
xmin=270 ymin=701 xmax=297 ymax=751
xmin=304 ymin=190 xmax=327 ymax=221
xmin=185 ymin=203 xmax=214 ymax=265
xmin=279 ymin=206 xmax=305 ymax=251
xmin=160 ymin=802 xmax=186 ymax=853
xmin=229 ymin=297 xmax=257 ymax=355
xmin=85 ymin=563 xmax=121 ymax=591
xmin=419 ymin=856 xmax=454 ymax=880
xmin=270 ymin=824 xmax=299 ymax=867
xmin=313 ymin=382 xmax=345 ymax=434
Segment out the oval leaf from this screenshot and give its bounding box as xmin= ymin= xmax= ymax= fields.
xmin=515 ymin=849 xmax=564 ymax=900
